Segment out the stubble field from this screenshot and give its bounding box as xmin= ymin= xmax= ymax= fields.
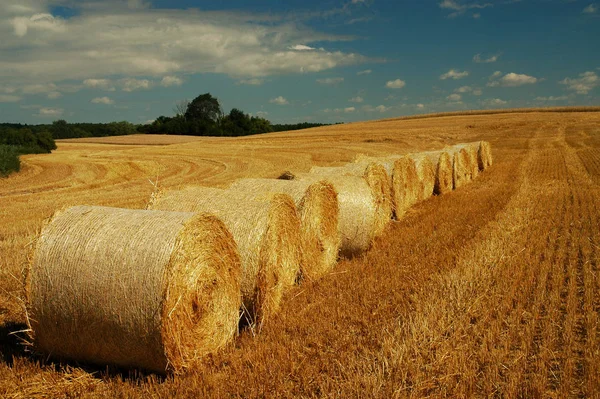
xmin=1 ymin=109 xmax=599 ymax=398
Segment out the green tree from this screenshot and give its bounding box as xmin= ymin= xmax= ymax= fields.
xmin=184 ymin=93 xmax=223 ymax=124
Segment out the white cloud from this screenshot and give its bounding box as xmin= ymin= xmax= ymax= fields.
xmin=488 ymin=72 xmax=538 ymax=87
xmin=160 ymin=75 xmax=183 ymax=87
xmin=91 ymin=96 xmax=114 ymax=105
xmin=439 ymin=0 xmax=493 ymax=18
xmin=21 ymin=83 xmax=58 ymax=95
xmin=535 ymin=96 xmax=568 ymax=101
xmin=349 ymin=96 xmax=364 ymax=103
xmin=83 ymin=79 xmax=115 ymax=91
xmin=344 ymin=106 xmax=355 ymax=113
xmin=416 ymin=103 xmax=425 ymax=109
xmin=37 ymin=107 xmax=63 ymax=117
xmin=440 ymin=69 xmax=469 ymax=80
xmin=317 ymin=77 xmax=344 ymax=85
xmin=0 ymin=4 xmax=367 ymax=90
xmin=121 ymin=78 xmax=152 ymax=92
xmin=455 ymin=85 xmax=472 ymax=93
xmin=363 ymin=104 xmax=390 ymax=113
xmin=269 ymin=96 xmax=289 ymax=105
xmin=289 ymin=44 xmax=316 ymax=51
xmin=473 ymin=53 xmax=499 ymax=63
xmin=583 ymin=4 xmax=598 ymax=14
xmin=0 ymin=94 xmax=21 ymax=102
xmin=47 ymin=91 xmax=62 ymax=99
xmin=357 ymin=69 xmax=372 ymax=75
xmin=560 ymin=71 xmax=598 ymax=95
xmin=238 ymin=78 xmax=265 ymax=85
xmin=482 ymin=98 xmax=507 ymax=107
xmin=447 ymin=93 xmax=462 ymax=101
xmin=473 ymin=88 xmax=483 ymax=96
xmin=256 ymin=111 xmax=269 ymax=117
xmin=386 ymin=79 xmax=406 ymax=89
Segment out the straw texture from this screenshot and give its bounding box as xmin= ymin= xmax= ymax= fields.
xmin=444 ymin=146 xmax=472 ymax=189
xmin=26 ymin=206 xmax=241 ymax=374
xmin=408 ymin=153 xmax=436 ymax=202
xmin=310 ymin=163 xmax=393 ymax=226
xmin=292 ymin=173 xmax=377 ymax=257
xmin=418 ymin=151 xmax=453 ymax=195
xmin=228 ymin=178 xmax=340 ymax=281
xmin=149 ymin=186 xmax=302 ymax=325
xmin=478 ymin=141 xmax=493 ymax=170
xmin=453 ymin=143 xmax=479 ymax=180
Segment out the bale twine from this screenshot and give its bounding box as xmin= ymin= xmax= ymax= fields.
xmin=309 ymin=163 xmax=392 ymax=233
xmin=352 ymin=155 xmax=420 ymax=219
xmin=26 ymin=205 xmax=241 ymax=374
xmin=291 ymin=173 xmax=377 ymax=257
xmin=227 ymin=178 xmax=340 ymax=281
xmin=149 ymin=186 xmax=302 ymax=325
xmin=453 ymin=143 xmax=479 ymax=180
xmin=408 ymin=153 xmax=436 ymax=201
xmin=477 ymin=141 xmax=493 ymax=170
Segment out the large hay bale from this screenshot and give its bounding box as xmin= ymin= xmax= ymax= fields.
xmin=418 ymin=151 xmax=454 ymax=195
xmin=352 ymin=155 xmax=420 ymax=219
xmin=228 ymin=178 xmax=340 ymax=281
xmin=290 ymin=173 xmax=377 ymax=257
xmin=447 ymin=147 xmax=472 ymax=189
xmin=26 ymin=206 xmax=241 ymax=374
xmin=453 ymin=143 xmax=479 ymax=180
xmin=477 ymin=141 xmax=493 ymax=170
xmin=408 ymin=153 xmax=436 ymax=201
xmin=149 ymin=186 xmax=302 ymax=325
xmin=309 ymin=163 xmax=392 ymax=234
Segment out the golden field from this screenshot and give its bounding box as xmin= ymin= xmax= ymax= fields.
xmin=1 ymin=109 xmax=599 ymax=398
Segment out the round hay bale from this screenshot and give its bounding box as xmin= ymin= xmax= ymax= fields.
xmin=309 ymin=163 xmax=392 ymax=233
xmin=149 ymin=186 xmax=302 ymax=325
xmin=419 ymin=151 xmax=454 ymax=195
xmin=478 ymin=141 xmax=493 ymax=170
xmin=453 ymin=143 xmax=479 ymax=180
xmin=351 ymin=155 xmax=419 ymax=219
xmin=26 ymin=205 xmax=241 ymax=374
xmin=408 ymin=153 xmax=436 ymax=201
xmin=228 ymin=178 xmax=340 ymax=281
xmin=294 ymin=173 xmax=377 ymax=257
xmin=447 ymin=147 xmax=472 ymax=189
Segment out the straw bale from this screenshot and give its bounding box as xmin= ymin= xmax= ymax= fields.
xmin=26 ymin=205 xmax=241 ymax=374
xmin=446 ymin=146 xmax=472 ymax=189
xmin=478 ymin=141 xmax=493 ymax=170
xmin=309 ymin=163 xmax=392 ymax=233
xmin=149 ymin=186 xmax=302 ymax=325
xmin=408 ymin=153 xmax=436 ymax=201
xmin=228 ymin=178 xmax=340 ymax=281
xmin=453 ymin=143 xmax=479 ymax=180
xmin=352 ymin=155 xmax=420 ymax=219
xmin=292 ymin=173 xmax=377 ymax=257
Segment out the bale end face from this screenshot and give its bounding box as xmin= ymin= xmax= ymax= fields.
xmin=391 ymin=156 xmax=420 ymax=219
xmin=478 ymin=141 xmax=493 ymax=170
xmin=434 ymin=151 xmax=454 ymax=195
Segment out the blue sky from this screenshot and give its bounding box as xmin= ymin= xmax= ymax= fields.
xmin=0 ymin=0 xmax=598 ymax=125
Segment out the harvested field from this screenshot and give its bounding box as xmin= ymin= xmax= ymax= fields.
xmin=1 ymin=109 xmax=600 ymax=397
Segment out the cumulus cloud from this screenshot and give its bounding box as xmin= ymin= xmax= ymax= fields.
xmin=237 ymin=78 xmax=265 ymax=85
xmin=560 ymin=71 xmax=598 ymax=94
xmin=363 ymin=104 xmax=390 ymax=113
xmin=47 ymin=91 xmax=62 ymax=99
xmin=91 ymin=96 xmax=114 ymax=105
xmin=317 ymin=77 xmax=344 ymax=85
xmin=447 ymin=93 xmax=462 ymax=101
xmin=270 ymin=96 xmax=289 ymax=105
xmin=535 ymin=96 xmax=568 ymax=101
xmin=488 ymin=72 xmax=538 ymax=87
xmin=121 ymin=78 xmax=152 ymax=92
xmin=37 ymin=107 xmax=63 ymax=117
xmin=440 ymin=69 xmax=469 ymax=80
xmin=21 ymin=83 xmax=58 ymax=95
xmin=160 ymin=75 xmax=183 ymax=87
xmin=416 ymin=103 xmax=425 ymax=109
xmin=344 ymin=106 xmax=355 ymax=113
xmin=439 ymin=0 xmax=493 ymax=18
xmin=357 ymin=69 xmax=372 ymax=75
xmin=0 ymin=3 xmax=367 ymax=91
xmin=482 ymin=98 xmax=507 ymax=107
xmin=583 ymin=4 xmax=598 ymax=13
xmin=455 ymin=85 xmax=472 ymax=93
xmin=0 ymin=94 xmax=21 ymax=102
xmin=256 ymin=111 xmax=268 ymax=117
xmin=473 ymin=53 xmax=499 ymax=63
xmin=349 ymin=96 xmax=364 ymax=103
xmin=83 ymin=79 xmax=116 ymax=91
xmin=386 ymin=79 xmax=406 ymax=89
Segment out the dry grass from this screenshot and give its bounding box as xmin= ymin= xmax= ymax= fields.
xmin=1 ymin=109 xmax=599 ymax=397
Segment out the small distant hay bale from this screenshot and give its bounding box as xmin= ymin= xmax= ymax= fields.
xmin=408 ymin=153 xmax=436 ymax=202
xmin=26 ymin=205 xmax=241 ymax=374
xmin=228 ymin=178 xmax=340 ymax=281
xmin=353 ymin=155 xmax=419 ymax=219
xmin=291 ymin=173 xmax=377 ymax=257
xmin=309 ymin=163 xmax=393 ymax=234
xmin=150 ymin=186 xmax=302 ymax=325
xmin=477 ymin=141 xmax=493 ymax=170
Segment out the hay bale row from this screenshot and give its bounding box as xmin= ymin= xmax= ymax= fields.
xmin=25 ymin=140 xmax=493 ymax=375
xmin=27 ymin=206 xmax=241 ymax=374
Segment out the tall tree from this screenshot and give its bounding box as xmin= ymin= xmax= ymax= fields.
xmin=184 ymin=93 xmax=222 ymax=123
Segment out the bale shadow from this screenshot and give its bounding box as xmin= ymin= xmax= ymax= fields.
xmin=0 ymin=321 xmax=28 ymax=366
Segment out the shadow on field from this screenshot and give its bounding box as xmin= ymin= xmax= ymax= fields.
xmin=0 ymin=321 xmax=28 ymax=365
